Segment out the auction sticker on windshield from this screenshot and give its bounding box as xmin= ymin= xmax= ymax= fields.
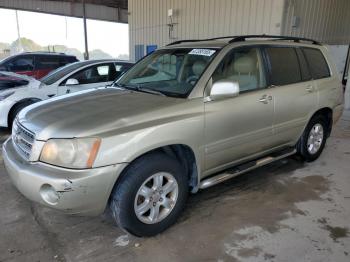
xmin=189 ymin=49 xmax=216 ymax=56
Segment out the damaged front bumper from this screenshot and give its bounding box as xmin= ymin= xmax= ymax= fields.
xmin=2 ymin=138 xmax=127 ymax=216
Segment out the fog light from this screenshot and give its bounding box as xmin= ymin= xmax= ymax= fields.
xmin=40 ymin=184 xmax=59 ymax=205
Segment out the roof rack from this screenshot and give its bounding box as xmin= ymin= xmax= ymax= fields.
xmin=167 ymin=34 xmax=321 ymax=46
xmin=167 ymin=36 xmax=239 ymax=46
xmin=228 ymin=35 xmax=321 ymax=45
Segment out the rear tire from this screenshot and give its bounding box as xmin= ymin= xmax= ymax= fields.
xmin=109 ymin=152 xmax=188 ymax=237
xmin=296 ymin=115 xmax=328 ymax=162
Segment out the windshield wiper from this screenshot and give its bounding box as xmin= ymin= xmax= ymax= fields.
xmin=137 ymin=87 xmax=166 ymax=96
xmin=114 ymin=83 xmax=166 ymax=97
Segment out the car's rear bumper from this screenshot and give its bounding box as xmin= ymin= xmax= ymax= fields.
xmin=3 ymin=138 xmax=127 ymax=216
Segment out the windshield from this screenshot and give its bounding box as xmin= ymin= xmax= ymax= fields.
xmin=40 ymin=62 xmax=83 ymax=85
xmin=117 ymin=48 xmax=217 ymax=97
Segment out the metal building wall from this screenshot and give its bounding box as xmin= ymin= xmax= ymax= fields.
xmin=282 ymin=0 xmax=350 ymax=44
xmin=129 ymin=0 xmax=286 ymax=61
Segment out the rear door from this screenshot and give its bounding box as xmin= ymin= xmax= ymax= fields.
xmin=204 ymin=46 xmax=274 ymax=173
xmin=34 ymin=55 xmax=61 ymax=79
xmin=264 ymin=46 xmax=318 ymax=146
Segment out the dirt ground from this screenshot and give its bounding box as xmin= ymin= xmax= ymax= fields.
xmin=0 ymin=111 xmax=349 ymax=262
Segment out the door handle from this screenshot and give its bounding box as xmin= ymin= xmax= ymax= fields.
xmin=306 ymin=85 xmax=314 ymax=92
xmin=259 ymin=95 xmax=272 ymax=104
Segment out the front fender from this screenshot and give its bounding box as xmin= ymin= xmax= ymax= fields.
xmin=94 ymin=109 xmax=205 ymax=177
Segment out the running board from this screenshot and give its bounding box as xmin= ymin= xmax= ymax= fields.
xmin=199 ymin=148 xmax=297 ymax=189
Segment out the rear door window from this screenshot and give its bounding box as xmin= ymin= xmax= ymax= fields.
xmin=265 ymin=47 xmax=301 ymax=86
xmin=35 ymin=55 xmax=61 ymax=70
xmin=302 ymin=48 xmax=330 ymax=79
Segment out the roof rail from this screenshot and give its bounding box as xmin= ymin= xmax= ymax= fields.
xmin=167 ymin=36 xmax=239 ymax=46
xmin=228 ymin=34 xmax=321 ymax=45
xmin=167 ymin=34 xmax=321 ymax=46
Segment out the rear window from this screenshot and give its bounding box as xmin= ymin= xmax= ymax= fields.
xmin=302 ymin=48 xmax=330 ymax=79
xmin=265 ymin=47 xmax=301 ymax=86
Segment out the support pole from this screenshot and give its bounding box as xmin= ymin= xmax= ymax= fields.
xmin=15 ymin=10 xmax=22 ymax=53
xmin=83 ymin=0 xmax=89 ymax=60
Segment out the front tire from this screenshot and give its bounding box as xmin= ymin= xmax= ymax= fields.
xmin=297 ymin=115 xmax=328 ymax=162
xmin=110 ymin=152 xmax=188 ymax=237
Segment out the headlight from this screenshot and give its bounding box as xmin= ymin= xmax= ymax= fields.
xmin=40 ymin=138 xmax=101 ymax=169
xmin=0 ymin=91 xmax=15 ymax=101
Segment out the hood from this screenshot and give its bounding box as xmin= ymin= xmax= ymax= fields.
xmin=19 ymin=88 xmax=185 ymax=140
xmin=0 ymin=71 xmax=41 ymax=91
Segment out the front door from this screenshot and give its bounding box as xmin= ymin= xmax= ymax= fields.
xmin=204 ymin=47 xmax=274 ymax=174
xmin=57 ymin=63 xmax=114 ymax=95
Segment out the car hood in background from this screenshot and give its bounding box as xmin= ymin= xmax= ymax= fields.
xmin=19 ymin=88 xmax=191 ymax=140
xmin=0 ymin=71 xmax=41 ymax=91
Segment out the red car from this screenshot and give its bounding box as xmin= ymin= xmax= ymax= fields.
xmin=0 ymin=52 xmax=78 ymax=79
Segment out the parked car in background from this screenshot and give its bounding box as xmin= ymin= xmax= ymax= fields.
xmin=3 ymin=35 xmax=343 ymax=237
xmin=0 ymin=59 xmax=133 ymax=128
xmin=0 ymin=52 xmax=78 ymax=79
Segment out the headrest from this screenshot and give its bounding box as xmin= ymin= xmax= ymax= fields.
xmin=192 ymin=60 xmax=206 ymax=76
xmin=233 ymin=56 xmax=256 ymax=74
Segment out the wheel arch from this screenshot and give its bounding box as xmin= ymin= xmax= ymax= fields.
xmin=112 ymin=144 xmax=201 ymax=196
xmin=309 ymin=107 xmax=333 ymax=137
xmin=7 ymin=98 xmax=42 ymax=126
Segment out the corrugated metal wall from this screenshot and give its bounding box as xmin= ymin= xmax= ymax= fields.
xmin=129 ymin=0 xmax=285 ymax=60
xmin=282 ymin=0 xmax=350 ymax=44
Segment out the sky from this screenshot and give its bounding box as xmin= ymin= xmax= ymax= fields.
xmin=0 ymin=8 xmax=129 ymax=57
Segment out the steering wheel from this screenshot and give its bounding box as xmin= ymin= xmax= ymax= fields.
xmin=185 ymin=75 xmax=199 ymax=85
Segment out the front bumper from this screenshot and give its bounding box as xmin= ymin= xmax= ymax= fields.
xmin=3 ymin=138 xmax=127 ymax=216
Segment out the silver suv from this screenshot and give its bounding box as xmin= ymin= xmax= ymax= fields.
xmin=3 ymin=35 xmax=344 ymax=237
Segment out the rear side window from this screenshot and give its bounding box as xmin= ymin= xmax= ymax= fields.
xmin=35 ymin=55 xmax=60 ymax=70
xmin=60 ymin=56 xmax=78 ymax=66
xmin=302 ymin=48 xmax=330 ymax=79
xmin=265 ymin=47 xmax=301 ymax=85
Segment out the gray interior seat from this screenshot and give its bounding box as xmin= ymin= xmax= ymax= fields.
xmin=227 ymin=55 xmax=258 ymax=92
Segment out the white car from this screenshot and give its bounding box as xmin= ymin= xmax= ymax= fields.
xmin=0 ymin=59 xmax=133 ymax=128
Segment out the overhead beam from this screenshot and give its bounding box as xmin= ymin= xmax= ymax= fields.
xmin=0 ymin=0 xmax=128 ymax=23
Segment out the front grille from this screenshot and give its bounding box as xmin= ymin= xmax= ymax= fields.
xmin=12 ymin=119 xmax=35 ymax=160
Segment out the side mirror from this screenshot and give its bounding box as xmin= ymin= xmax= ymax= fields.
xmin=66 ymin=78 xmax=79 ymax=86
xmin=208 ymin=80 xmax=239 ymax=101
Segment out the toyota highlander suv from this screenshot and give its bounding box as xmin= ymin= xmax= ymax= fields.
xmin=3 ymin=35 xmax=344 ymax=237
